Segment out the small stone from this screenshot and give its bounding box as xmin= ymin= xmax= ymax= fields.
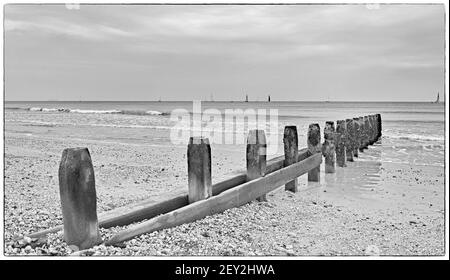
xmin=286 ymin=250 xmax=295 ymax=256
xmin=68 ymin=245 xmax=79 ymax=252
xmin=112 ymin=242 xmax=126 ymax=249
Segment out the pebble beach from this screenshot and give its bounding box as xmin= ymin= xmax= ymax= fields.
xmin=3 ymin=120 xmax=445 ymax=256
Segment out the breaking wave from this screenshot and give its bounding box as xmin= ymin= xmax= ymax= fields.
xmin=13 ymin=107 xmax=168 ymax=116
xmin=385 ymin=134 xmax=444 ymax=142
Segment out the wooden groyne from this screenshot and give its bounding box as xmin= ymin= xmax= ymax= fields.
xmin=27 ymin=114 xmax=382 ymax=249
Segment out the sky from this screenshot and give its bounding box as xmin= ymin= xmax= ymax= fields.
xmin=4 ymin=4 xmax=446 ymax=102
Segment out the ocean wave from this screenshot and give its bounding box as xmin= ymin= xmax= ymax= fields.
xmin=383 ymin=119 xmax=444 ymax=124
xmin=15 ymin=107 xmax=168 ymax=116
xmin=120 ymin=110 xmax=168 ymax=116
xmin=4 ymin=107 xmax=26 ymax=110
xmin=385 ymin=134 xmax=444 ymax=142
xmin=69 ymin=109 xmax=122 ymax=114
xmin=356 ymin=158 xmax=444 ymax=167
xmin=381 ymin=111 xmax=443 ymax=115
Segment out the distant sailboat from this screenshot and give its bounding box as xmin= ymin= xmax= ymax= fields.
xmin=268 ymin=95 xmax=271 ymax=102
xmin=245 ymin=94 xmax=248 ymax=102
xmin=434 ymin=92 xmax=440 ymax=103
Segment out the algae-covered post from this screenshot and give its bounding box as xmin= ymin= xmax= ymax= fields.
xmin=345 ymin=119 xmax=354 ymax=162
xmin=247 ymin=129 xmax=267 ymax=201
xmin=307 ymin=123 xmax=321 ymax=182
xmin=335 ymin=120 xmax=347 ymax=167
xmin=352 ymin=117 xmax=360 ymax=157
xmin=59 ymin=148 xmax=102 ymax=250
xmin=322 ymin=121 xmax=336 ymax=173
xmin=188 ymin=137 xmax=212 ymax=204
xmin=283 ymin=126 xmax=299 ymax=192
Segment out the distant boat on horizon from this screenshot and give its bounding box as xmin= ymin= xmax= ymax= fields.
xmin=434 ymin=92 xmax=440 ymax=103
xmin=245 ymin=94 xmax=248 ymax=102
xmin=268 ymin=95 xmax=271 ymax=102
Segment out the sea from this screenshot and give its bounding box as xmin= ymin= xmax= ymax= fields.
xmin=4 ymin=101 xmax=445 ymax=168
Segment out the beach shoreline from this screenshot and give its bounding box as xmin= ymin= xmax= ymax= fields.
xmin=3 ymin=131 xmax=445 ymax=256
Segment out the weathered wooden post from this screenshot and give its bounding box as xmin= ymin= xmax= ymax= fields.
xmin=367 ymin=115 xmax=372 ymax=145
xmin=373 ymin=115 xmax=378 ymax=142
xmin=307 ymin=123 xmax=321 ymax=182
xmin=188 ymin=137 xmax=212 ymax=204
xmin=369 ymin=115 xmax=376 ymax=144
xmin=363 ymin=116 xmax=370 ymax=149
xmin=352 ymin=117 xmax=360 ymax=157
xmin=322 ymin=121 xmax=335 ymax=173
xmin=247 ymin=129 xmax=267 ymax=201
xmin=59 ymin=148 xmax=101 ymax=250
xmin=376 ymin=113 xmax=382 ymax=141
xmin=283 ymin=126 xmax=299 ymax=192
xmin=335 ymin=120 xmax=346 ymax=167
xmin=358 ymin=117 xmax=365 ymax=152
xmin=345 ymin=119 xmax=354 ymax=162
xmin=373 ymin=115 xmax=379 ymax=142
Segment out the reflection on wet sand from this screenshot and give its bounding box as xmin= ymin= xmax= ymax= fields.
xmin=302 ymin=143 xmax=383 ymax=205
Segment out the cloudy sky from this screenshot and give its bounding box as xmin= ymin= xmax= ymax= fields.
xmin=4 ymin=4 xmax=445 ymax=101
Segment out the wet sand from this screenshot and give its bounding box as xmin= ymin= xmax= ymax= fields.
xmin=4 ymin=131 xmax=445 ymax=256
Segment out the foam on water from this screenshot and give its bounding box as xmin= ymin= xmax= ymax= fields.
xmin=7 ymin=106 xmax=167 ymax=116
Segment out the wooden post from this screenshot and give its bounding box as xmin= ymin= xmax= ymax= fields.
xmin=373 ymin=115 xmax=378 ymax=142
xmin=372 ymin=115 xmax=378 ymax=143
xmin=345 ymin=119 xmax=354 ymax=162
xmin=322 ymin=121 xmax=335 ymax=173
xmin=247 ymin=129 xmax=267 ymax=201
xmin=358 ymin=117 xmax=365 ymax=152
xmin=370 ymin=115 xmax=375 ymax=143
xmin=376 ymin=113 xmax=382 ymax=141
xmin=59 ymin=148 xmax=101 ymax=250
xmin=335 ymin=120 xmax=347 ymax=167
xmin=307 ymin=123 xmax=321 ymax=182
xmin=283 ymin=126 xmax=299 ymax=192
xmin=369 ymin=115 xmax=376 ymax=144
xmin=188 ymin=137 xmax=212 ymax=204
xmin=352 ymin=117 xmax=359 ymax=157
xmin=367 ymin=115 xmax=372 ymax=145
xmin=363 ymin=116 xmax=370 ymax=149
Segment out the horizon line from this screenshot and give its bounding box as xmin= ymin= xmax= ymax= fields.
xmin=3 ymin=100 xmax=445 ymax=103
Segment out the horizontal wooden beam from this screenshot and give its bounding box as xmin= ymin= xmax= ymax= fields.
xmin=26 ymin=193 xmax=187 ymax=239
xmin=106 ymin=153 xmax=322 ymax=245
xmin=26 ymin=148 xmax=310 ymax=240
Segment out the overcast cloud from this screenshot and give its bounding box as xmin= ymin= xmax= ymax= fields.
xmin=4 ymin=4 xmax=445 ymax=101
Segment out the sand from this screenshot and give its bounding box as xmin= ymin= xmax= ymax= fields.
xmin=3 ymin=131 xmax=445 ymax=256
